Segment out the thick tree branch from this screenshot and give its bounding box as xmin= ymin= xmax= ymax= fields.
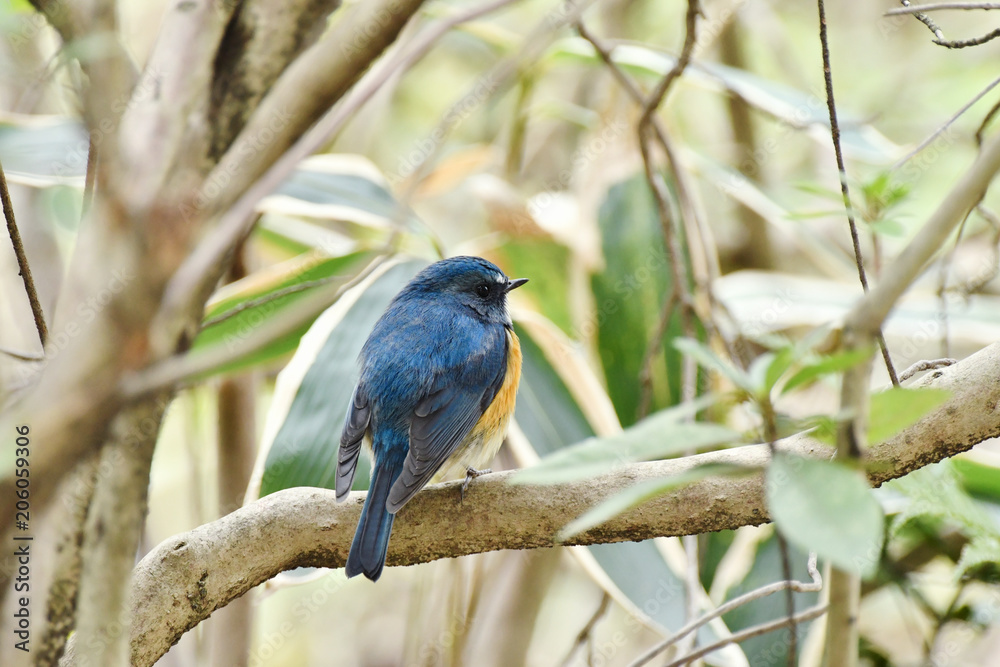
xmin=204 ymin=0 xmax=344 ymax=164
xmin=115 ymin=0 xmax=237 ymax=212
xmin=122 ymin=341 xmax=1000 ymax=667
xmin=74 ymin=397 xmax=166 ymax=667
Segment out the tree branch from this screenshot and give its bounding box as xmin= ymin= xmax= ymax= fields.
xmin=74 ymin=397 xmax=166 ymax=667
xmin=886 ymin=2 xmax=1000 ymax=13
xmin=1 ymin=157 xmax=48 ymax=347
xmin=120 ymin=341 xmax=1000 ymax=667
xmin=204 ymin=0 xmax=344 ymax=164
xmin=848 ymin=130 xmax=1000 ymax=335
xmin=115 ymin=0 xmax=238 ymax=211
xmin=152 ymin=0 xmax=428 ymax=357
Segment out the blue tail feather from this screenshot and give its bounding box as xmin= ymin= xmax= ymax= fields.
xmin=346 ymin=452 xmax=403 ymax=581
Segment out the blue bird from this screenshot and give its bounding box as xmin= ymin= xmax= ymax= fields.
xmin=336 ymin=256 xmax=528 ymax=581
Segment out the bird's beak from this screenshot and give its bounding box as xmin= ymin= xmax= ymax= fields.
xmin=506 ymin=278 xmax=528 ymax=292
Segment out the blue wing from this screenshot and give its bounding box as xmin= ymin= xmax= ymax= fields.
xmin=336 ymin=384 xmax=370 ymax=501
xmin=384 ymin=330 xmax=509 ymax=513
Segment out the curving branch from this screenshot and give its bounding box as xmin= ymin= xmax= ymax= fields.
xmin=120 ymin=341 xmax=1000 ymax=667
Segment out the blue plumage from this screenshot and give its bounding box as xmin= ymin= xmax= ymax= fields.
xmin=336 ymin=256 xmax=527 ymax=581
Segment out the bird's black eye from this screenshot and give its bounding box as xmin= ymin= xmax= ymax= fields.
xmin=475 ymin=283 xmax=491 ymax=298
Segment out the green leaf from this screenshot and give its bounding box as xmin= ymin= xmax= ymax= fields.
xmin=190 ymin=250 xmax=374 ymax=377
xmin=785 ymin=209 xmax=849 ymax=220
xmin=793 ymin=181 xmax=844 ymax=202
xmin=590 ymin=173 xmax=683 ymax=425
xmin=868 ymin=387 xmax=951 ymax=445
xmin=268 ymin=156 xmax=400 ymax=222
xmin=780 ymin=346 xmax=872 ymax=394
xmin=513 ymin=409 xmax=738 ymax=485
xmin=674 ymin=338 xmax=755 ymax=394
xmin=957 ymin=535 xmax=1000 ymax=581
xmin=499 ymin=240 xmax=574 ymax=334
xmin=767 ymin=454 xmax=884 ymax=578
xmin=867 ymin=218 xmax=906 ymax=237
xmin=513 ymin=325 xmax=596 ymax=456
xmin=952 ymin=457 xmax=1000 ymax=503
xmin=889 ymin=461 xmax=997 ymax=541
xmin=259 ymin=260 xmax=426 ymax=497
xmin=559 ymin=463 xmax=751 ymax=539
xmin=764 ymin=346 xmax=797 ymax=393
xmin=747 ymin=352 xmax=775 ymax=395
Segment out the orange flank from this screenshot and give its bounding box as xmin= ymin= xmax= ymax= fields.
xmin=474 ymin=327 xmax=522 ymax=443
xmin=431 ymin=327 xmax=522 ymax=481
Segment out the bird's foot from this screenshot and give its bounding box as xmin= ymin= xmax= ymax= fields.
xmin=461 ymin=466 xmax=492 ymax=501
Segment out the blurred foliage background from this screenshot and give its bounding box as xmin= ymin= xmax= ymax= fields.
xmin=4 ymin=0 xmax=1000 ymax=665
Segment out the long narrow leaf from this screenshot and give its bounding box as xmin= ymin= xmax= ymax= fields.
xmin=559 ymin=463 xmax=751 ymax=540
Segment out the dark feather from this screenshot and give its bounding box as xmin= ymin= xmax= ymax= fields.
xmin=336 ymin=385 xmax=370 ymax=501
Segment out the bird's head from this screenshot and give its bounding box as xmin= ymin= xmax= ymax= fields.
xmin=403 ymin=256 xmax=528 ymax=326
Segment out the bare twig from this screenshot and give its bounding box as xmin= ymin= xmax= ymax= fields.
xmin=893 ymin=74 xmax=1000 ymax=170
xmin=1 ymin=158 xmax=48 ymax=347
xmin=886 ymin=2 xmax=1000 ymax=13
xmin=902 ymin=0 xmax=947 ymax=40
xmin=638 ymin=0 xmax=700 ymax=128
xmin=659 ymin=604 xmax=828 ymax=667
xmin=631 ymin=552 xmax=823 ymax=667
xmin=635 ymin=0 xmax=702 ymax=416
xmin=849 ymin=131 xmax=1000 ymax=334
xmin=557 ymin=593 xmax=611 ymax=667
xmin=82 ymin=135 xmax=97 ymax=218
xmin=936 ymin=28 xmax=1000 ymax=47
xmin=0 ymin=344 xmax=43 ymax=362
xmin=631 ymin=2 xmax=705 ymax=641
xmin=393 ymin=0 xmax=600 ymax=200
xmin=637 ymin=292 xmax=679 ymax=417
xmin=976 ymin=100 xmax=1000 ymax=146
xmin=760 ymin=404 xmax=798 ymax=667
xmin=899 ymin=358 xmax=958 ymax=382
xmin=897 ymin=0 xmax=1000 ymax=46
xmin=818 ymin=0 xmax=899 ymax=387
xmin=937 ymin=209 xmax=973 ymax=358
xmin=575 ymin=23 xmax=729 ymax=418
xmin=950 ymin=204 xmax=1000 ymax=294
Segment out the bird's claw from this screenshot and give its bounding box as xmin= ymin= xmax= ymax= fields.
xmin=460 ymin=466 xmax=492 ymax=501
